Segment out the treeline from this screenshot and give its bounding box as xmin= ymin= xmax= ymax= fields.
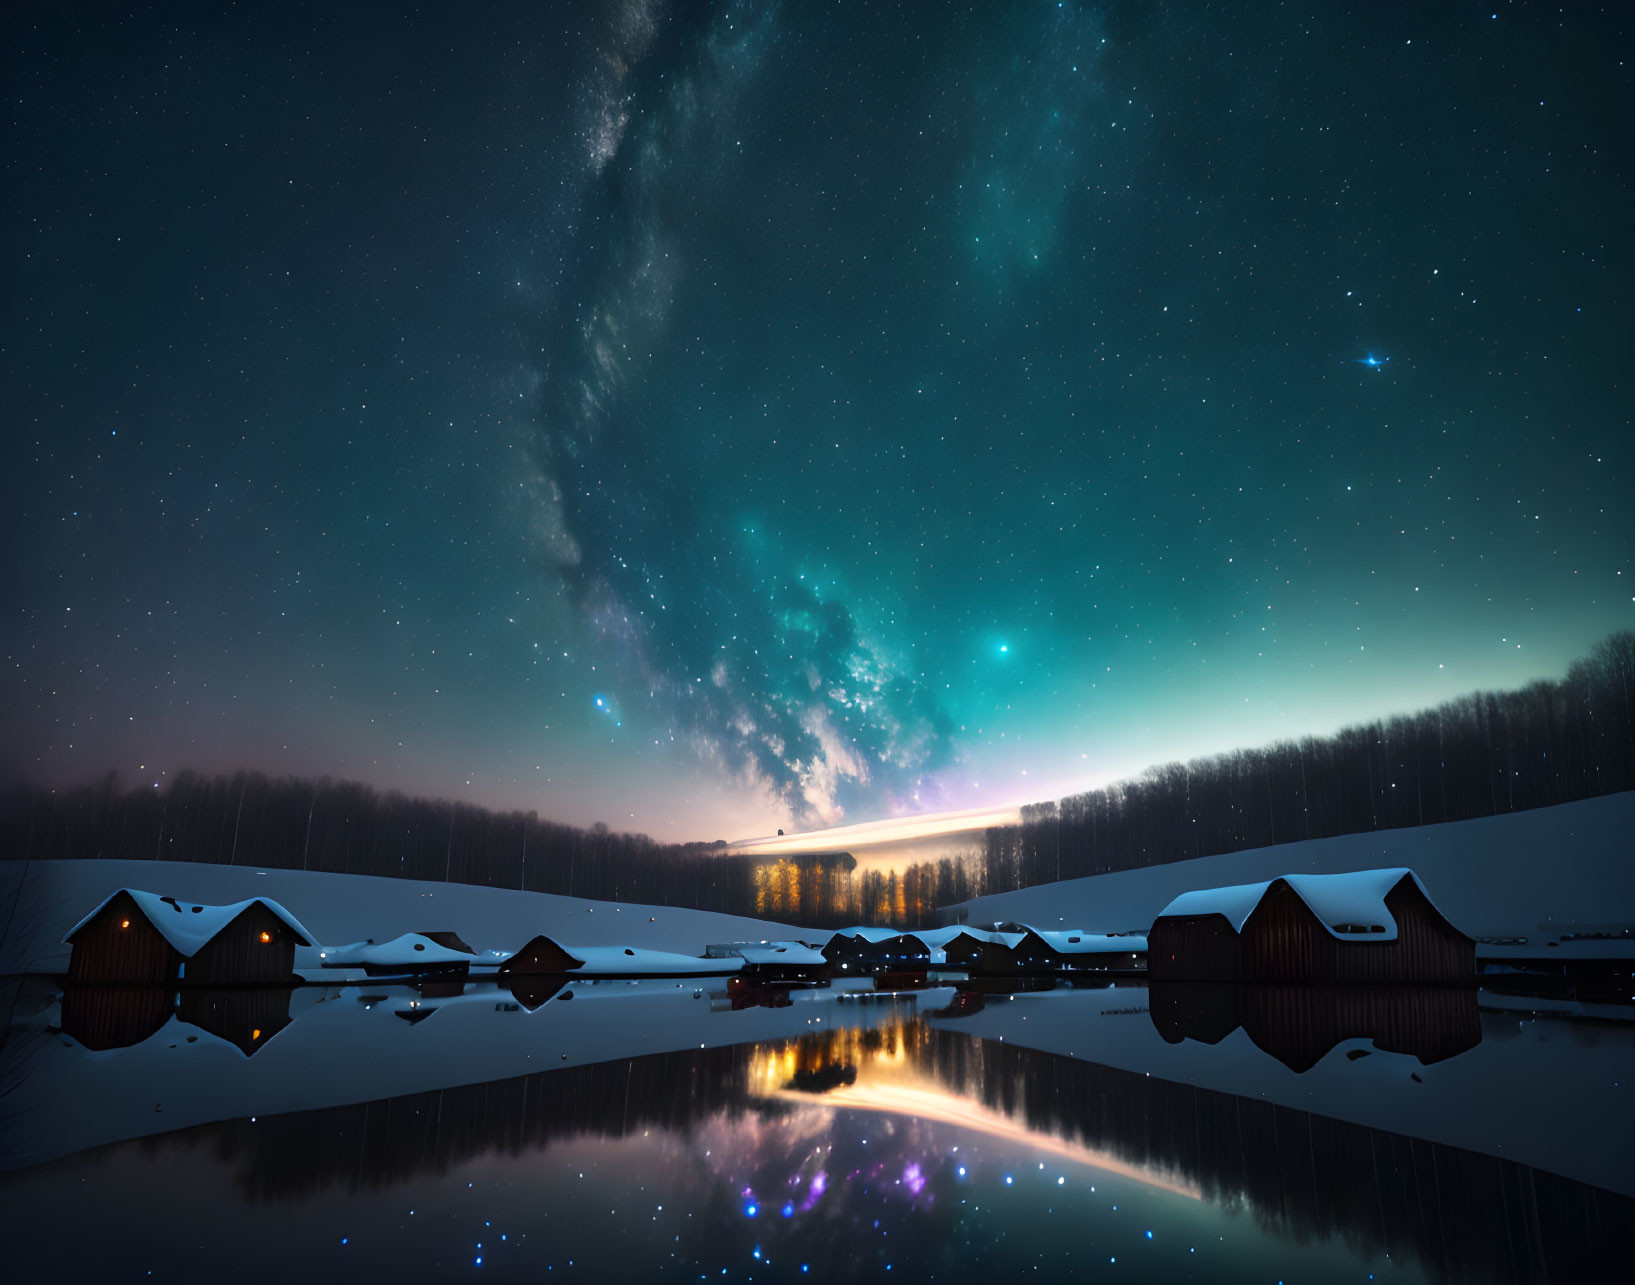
xmin=3 ymin=632 xmax=1630 ymax=931
xmin=929 ymin=629 xmax=1635 ymax=908
xmin=0 ymin=769 xmax=857 ymax=930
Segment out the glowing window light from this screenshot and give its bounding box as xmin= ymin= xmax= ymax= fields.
xmin=259 ymin=931 xmax=272 ymax=943
xmin=119 ymin=919 xmax=131 ymax=929
xmin=252 ymin=1028 xmax=262 ymax=1040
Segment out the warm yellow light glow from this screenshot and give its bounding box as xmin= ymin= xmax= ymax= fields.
xmin=259 ymin=930 xmax=272 ymax=943
xmin=251 ymin=1028 xmax=261 ymax=1040
xmin=119 ymin=919 xmax=131 ymax=929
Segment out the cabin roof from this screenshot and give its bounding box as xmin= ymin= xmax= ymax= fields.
xmin=63 ymin=889 xmax=315 ymax=954
xmin=830 ymin=926 xmax=903 ymax=944
xmin=1154 ymin=867 xmax=1435 ymax=942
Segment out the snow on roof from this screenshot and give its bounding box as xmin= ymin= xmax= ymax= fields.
xmin=736 ymin=942 xmax=828 ymax=967
xmin=829 ymin=926 xmax=904 ymax=944
xmin=1030 ymin=930 xmax=1148 ymax=954
xmin=63 ymin=888 xmax=315 ymax=954
xmin=326 ymin=932 xmax=476 ymax=967
xmin=565 ymin=946 xmax=743 ymax=976
xmin=1155 ymin=868 xmax=1432 ymax=942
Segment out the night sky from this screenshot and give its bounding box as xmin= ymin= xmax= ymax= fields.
xmin=5 ymin=2 xmax=1630 ymax=842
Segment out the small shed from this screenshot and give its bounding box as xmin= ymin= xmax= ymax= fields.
xmin=1148 ymin=868 xmax=1474 ymax=984
xmin=822 ymin=926 xmax=912 ymax=973
xmin=1014 ymin=929 xmax=1148 ymax=973
xmin=941 ymin=928 xmax=1026 ymax=974
xmin=62 ymin=890 xmax=314 ymax=986
xmin=499 ymin=934 xmax=584 ymax=974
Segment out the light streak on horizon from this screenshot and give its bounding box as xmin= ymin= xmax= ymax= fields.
xmin=730 ymin=803 xmax=1024 ymax=855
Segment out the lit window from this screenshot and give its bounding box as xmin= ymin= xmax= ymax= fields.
xmin=119 ymin=919 xmax=131 ymax=930
xmin=259 ymin=931 xmax=272 ymax=943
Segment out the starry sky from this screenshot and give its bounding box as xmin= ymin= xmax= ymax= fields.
xmin=4 ymin=1 xmax=1630 ymax=842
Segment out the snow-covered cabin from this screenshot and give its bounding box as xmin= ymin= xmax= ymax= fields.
xmin=1013 ymin=929 xmax=1148 ymax=972
xmin=62 ymin=889 xmax=315 ymax=986
xmin=1147 ymin=868 xmax=1473 ymax=984
xmin=941 ymin=928 xmax=1027 ymax=974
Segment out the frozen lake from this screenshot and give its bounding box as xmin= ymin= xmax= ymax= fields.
xmin=1 ymin=977 xmax=1629 ymax=1282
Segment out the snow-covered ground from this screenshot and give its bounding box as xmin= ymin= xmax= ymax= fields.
xmin=0 ymin=858 xmax=810 ymax=977
xmin=947 ymin=792 xmax=1635 ymax=939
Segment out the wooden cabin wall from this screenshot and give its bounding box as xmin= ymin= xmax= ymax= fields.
xmin=1148 ymin=914 xmax=1243 ymax=981
xmin=66 ymin=893 xmax=181 ymax=984
xmin=1238 ymin=878 xmax=1474 ymax=984
xmin=187 ymin=904 xmax=299 ymax=984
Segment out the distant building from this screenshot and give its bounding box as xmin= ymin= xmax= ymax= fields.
xmin=1013 ymin=929 xmax=1148 ymax=973
xmin=941 ymin=928 xmax=1026 ymax=974
xmin=499 ymin=934 xmax=584 ymax=975
xmin=1147 ymin=868 xmax=1474 ymax=984
xmin=62 ymin=889 xmax=314 ymax=986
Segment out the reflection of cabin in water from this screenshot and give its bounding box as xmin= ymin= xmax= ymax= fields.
xmin=59 ymin=984 xmax=173 ymax=1051
xmin=177 ymin=987 xmax=296 ymax=1056
xmin=63 ymin=889 xmax=314 ymax=986
xmin=1147 ymin=868 xmax=1473 ymax=984
xmin=1149 ymin=981 xmax=1482 ymax=1072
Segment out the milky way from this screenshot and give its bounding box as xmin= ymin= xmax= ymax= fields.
xmin=4 ymin=2 xmax=1629 ymax=838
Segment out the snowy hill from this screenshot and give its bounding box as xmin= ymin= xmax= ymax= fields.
xmin=946 ymin=792 xmax=1634 ymax=939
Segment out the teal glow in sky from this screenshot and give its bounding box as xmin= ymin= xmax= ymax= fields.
xmin=4 ymin=2 xmax=1630 ymax=840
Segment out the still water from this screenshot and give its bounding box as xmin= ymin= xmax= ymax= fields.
xmin=0 ymin=977 xmax=1628 ymax=1283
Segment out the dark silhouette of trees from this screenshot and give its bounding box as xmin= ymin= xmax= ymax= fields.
xmin=0 ymin=772 xmax=859 ymax=929
xmin=987 ymin=629 xmax=1635 ymax=894
xmin=2 ymin=632 xmax=1630 ymax=929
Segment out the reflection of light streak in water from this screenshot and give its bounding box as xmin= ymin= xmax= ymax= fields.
xmin=763 ymin=1078 xmax=1203 ymax=1201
